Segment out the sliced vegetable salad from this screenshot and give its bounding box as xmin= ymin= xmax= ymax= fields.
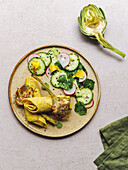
xmin=27 ymin=47 xmax=95 ymax=115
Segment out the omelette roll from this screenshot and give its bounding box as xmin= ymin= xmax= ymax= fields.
xmin=23 ymin=96 xmax=53 ymax=113
xmin=23 ymin=95 xmax=71 ymax=114
xmin=24 ymin=77 xmax=47 ymax=127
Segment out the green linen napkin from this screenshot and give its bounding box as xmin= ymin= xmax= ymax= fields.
xmin=94 ymin=116 xmax=128 ymax=170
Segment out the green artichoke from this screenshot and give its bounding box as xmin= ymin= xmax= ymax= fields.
xmin=78 ymin=4 xmax=125 ymax=58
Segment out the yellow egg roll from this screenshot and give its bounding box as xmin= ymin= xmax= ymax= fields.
xmin=23 ymin=96 xmax=52 ymax=113
xmin=22 ymin=95 xmax=71 ymax=114
xmin=24 ymin=77 xmax=47 ymax=127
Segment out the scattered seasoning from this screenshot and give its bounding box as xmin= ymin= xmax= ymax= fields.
xmin=56 ymin=122 xmax=63 ymax=129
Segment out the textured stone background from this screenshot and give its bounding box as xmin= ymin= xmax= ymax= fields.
xmin=0 ymin=0 xmax=128 ymax=169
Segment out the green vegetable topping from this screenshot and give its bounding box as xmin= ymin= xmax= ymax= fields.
xmin=83 ymin=79 xmax=95 ymax=90
xmin=54 ymin=61 xmax=63 ymax=70
xmin=78 ymin=4 xmax=125 ymax=58
xmin=42 ymin=82 xmax=49 ymax=89
xmin=75 ymin=101 xmax=87 ymax=115
xmin=56 ymin=122 xmax=63 ymax=128
xmin=58 ymin=75 xmax=73 ymax=90
xmin=51 ymin=47 xmax=60 ymax=57
xmin=77 ymin=62 xmax=88 ymax=75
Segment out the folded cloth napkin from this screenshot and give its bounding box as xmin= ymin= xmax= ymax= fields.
xmin=94 ymin=116 xmax=128 ymax=170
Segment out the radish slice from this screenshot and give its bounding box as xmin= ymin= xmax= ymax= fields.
xmin=46 ymin=66 xmax=51 ymax=77
xmin=27 ymin=53 xmax=40 ymax=63
xmin=63 ymin=83 xmax=76 ymax=95
xmin=57 ymin=52 xmax=70 ymax=68
xmin=85 ymin=99 xmax=94 ymax=109
xmin=79 ymin=71 xmax=87 ymax=82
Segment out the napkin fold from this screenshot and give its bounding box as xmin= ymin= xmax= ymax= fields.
xmin=94 ymin=116 xmax=128 ymax=170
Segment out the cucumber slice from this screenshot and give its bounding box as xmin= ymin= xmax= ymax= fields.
xmin=28 ymin=57 xmax=45 ymax=76
xmin=65 ymin=53 xmax=79 ymax=71
xmin=38 ymin=52 xmax=51 ymax=67
xmin=50 ymin=70 xmax=67 ymax=88
xmin=76 ymin=88 xmax=93 ymax=104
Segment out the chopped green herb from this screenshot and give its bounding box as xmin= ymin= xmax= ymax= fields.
xmin=54 ymin=61 xmax=63 ymax=70
xmin=58 ymin=75 xmax=73 ymax=90
xmin=51 ymin=47 xmax=60 ymax=57
xmin=83 ymin=79 xmax=95 ymax=90
xmin=42 ymin=82 xmax=49 ymax=90
xmin=56 ymin=122 xmax=63 ymax=128
xmin=75 ymin=101 xmax=87 ymax=115
xmin=78 ymin=62 xmax=88 ymax=75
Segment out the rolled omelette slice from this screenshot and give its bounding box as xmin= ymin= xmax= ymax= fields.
xmin=23 ymin=96 xmax=52 ymax=113
xmin=24 ymin=77 xmax=47 ymax=127
xmin=22 ymin=95 xmax=71 ymax=114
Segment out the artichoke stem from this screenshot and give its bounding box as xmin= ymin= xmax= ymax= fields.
xmin=96 ymin=32 xmax=125 ymax=58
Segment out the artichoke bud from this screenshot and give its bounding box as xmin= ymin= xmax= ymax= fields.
xmin=78 ymin=4 xmax=125 ymax=58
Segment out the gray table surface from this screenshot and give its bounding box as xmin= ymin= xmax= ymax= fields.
xmin=0 ymin=0 xmax=128 ymax=169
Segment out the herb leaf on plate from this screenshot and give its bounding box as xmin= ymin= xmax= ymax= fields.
xmin=56 ymin=122 xmax=63 ymax=128
xmin=75 ymin=101 xmax=87 ymax=115
xmin=58 ymin=75 xmax=73 ymax=90
xmin=83 ymin=79 xmax=95 ymax=90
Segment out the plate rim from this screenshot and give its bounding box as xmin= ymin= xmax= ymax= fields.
xmin=8 ymin=44 xmax=101 ymax=138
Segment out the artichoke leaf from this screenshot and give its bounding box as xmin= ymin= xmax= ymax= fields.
xmin=78 ymin=4 xmax=125 ymax=58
